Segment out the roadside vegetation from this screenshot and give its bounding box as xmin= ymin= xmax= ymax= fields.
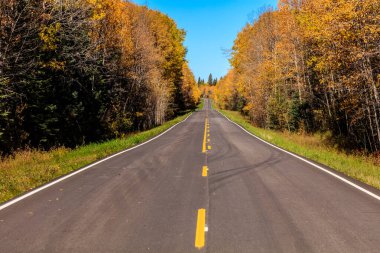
xmin=0 ymin=0 xmax=200 ymax=157
xmin=0 ymin=0 xmax=202 ymax=203
xmin=0 ymin=111 xmax=194 ymax=204
xmin=220 ymin=109 xmax=380 ymax=190
xmin=196 ymin=99 xmax=205 ymax=111
xmin=213 ymin=0 xmax=380 ymax=189
xmin=214 ymin=0 xmax=380 ymax=153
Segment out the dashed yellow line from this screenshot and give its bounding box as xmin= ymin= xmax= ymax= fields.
xmin=195 ymin=209 xmax=206 ymax=249
xmin=202 ymin=166 xmax=208 ymax=177
xmin=208 ymin=145 xmax=212 ymax=150
xmin=202 ymin=118 xmax=208 ymax=153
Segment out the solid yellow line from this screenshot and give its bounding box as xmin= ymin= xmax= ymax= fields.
xmin=202 ymin=166 xmax=208 ymax=177
xmin=202 ymin=118 xmax=208 ymax=153
xmin=195 ymin=209 xmax=206 ymax=249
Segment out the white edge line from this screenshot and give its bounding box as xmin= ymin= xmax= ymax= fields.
xmin=217 ymin=110 xmax=380 ymax=201
xmin=0 ymin=113 xmax=193 ymax=211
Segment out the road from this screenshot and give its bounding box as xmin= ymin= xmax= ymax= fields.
xmin=1 ymin=99 xmax=380 ymax=252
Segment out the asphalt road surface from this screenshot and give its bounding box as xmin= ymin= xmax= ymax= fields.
xmin=1 ymin=99 xmax=380 ymax=252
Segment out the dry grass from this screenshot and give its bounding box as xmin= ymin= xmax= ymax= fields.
xmin=0 ymin=112 xmax=191 ymax=203
xmin=221 ymin=110 xmax=380 ymax=190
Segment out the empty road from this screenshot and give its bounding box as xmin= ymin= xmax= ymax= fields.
xmin=1 ymin=99 xmax=380 ymax=252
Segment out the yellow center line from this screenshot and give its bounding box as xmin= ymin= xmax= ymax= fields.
xmin=208 ymin=145 xmax=212 ymax=150
xmin=195 ymin=209 xmax=206 ymax=249
xmin=202 ymin=118 xmax=208 ymax=153
xmin=202 ymin=166 xmax=208 ymax=177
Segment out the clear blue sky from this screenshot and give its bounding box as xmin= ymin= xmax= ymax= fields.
xmin=132 ymin=0 xmax=278 ymax=80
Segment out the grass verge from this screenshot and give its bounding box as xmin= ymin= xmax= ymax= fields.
xmin=219 ymin=109 xmax=380 ymax=190
xmin=0 ymin=112 xmax=192 ymax=204
xmin=196 ymin=98 xmax=204 ymax=111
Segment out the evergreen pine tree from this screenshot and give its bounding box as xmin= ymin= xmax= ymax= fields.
xmin=208 ymin=73 xmax=213 ymax=85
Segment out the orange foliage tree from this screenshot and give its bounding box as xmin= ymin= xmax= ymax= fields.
xmin=216 ymin=0 xmax=380 ymax=151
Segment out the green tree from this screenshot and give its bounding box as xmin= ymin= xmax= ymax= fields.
xmin=208 ymin=73 xmax=213 ymax=85
xmin=0 ymin=0 xmax=197 ymax=156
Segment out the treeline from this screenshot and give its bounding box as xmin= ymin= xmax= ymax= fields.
xmin=197 ymin=73 xmax=218 ymax=86
xmin=0 ymin=0 xmax=200 ymax=155
xmin=215 ymin=0 xmax=380 ymax=152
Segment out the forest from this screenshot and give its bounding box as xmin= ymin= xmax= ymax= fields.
xmin=214 ymin=0 xmax=380 ymax=153
xmin=0 ymin=0 xmax=200 ymax=156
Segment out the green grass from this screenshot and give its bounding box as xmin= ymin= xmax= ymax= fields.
xmin=0 ymin=112 xmax=191 ymax=204
xmin=196 ymin=98 xmax=205 ymax=111
xmin=219 ymin=109 xmax=380 ymax=190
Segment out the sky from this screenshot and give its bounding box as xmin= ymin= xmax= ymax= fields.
xmin=132 ymin=0 xmax=278 ymax=81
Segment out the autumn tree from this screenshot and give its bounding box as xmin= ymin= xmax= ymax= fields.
xmin=218 ymin=0 xmax=380 ymax=152
xmin=0 ymin=0 xmax=199 ymax=155
xmin=181 ymin=63 xmax=201 ymax=108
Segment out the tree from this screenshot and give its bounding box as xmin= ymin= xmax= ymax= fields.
xmin=181 ymin=63 xmax=200 ymax=108
xmin=219 ymin=0 xmax=380 ymax=152
xmin=0 ymin=0 xmax=198 ymax=156
xmin=208 ymin=73 xmax=213 ymax=85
